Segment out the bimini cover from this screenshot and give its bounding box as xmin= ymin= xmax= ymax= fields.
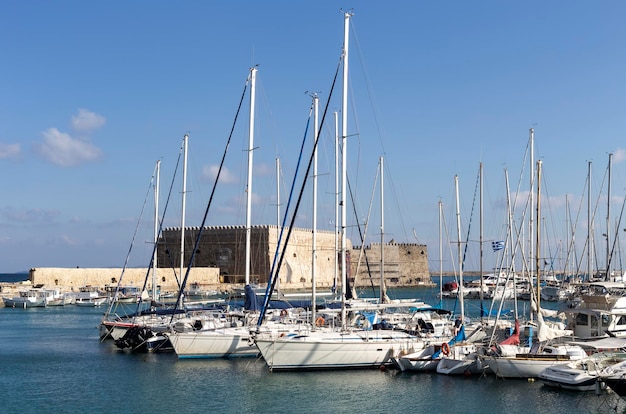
xmin=244 ymin=285 xmax=261 ymax=311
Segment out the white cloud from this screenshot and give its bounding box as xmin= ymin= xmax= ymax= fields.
xmin=71 ymin=108 xmax=106 ymax=133
xmin=202 ymin=164 xmax=238 ymax=184
xmin=2 ymin=207 xmax=61 ymax=223
xmin=613 ymin=148 xmax=626 ymax=164
xmin=35 ymin=127 xmax=102 ymax=167
xmin=254 ymin=162 xmax=273 ymax=176
xmin=60 ymin=235 xmax=78 ymax=246
xmin=0 ymin=142 xmax=21 ymax=159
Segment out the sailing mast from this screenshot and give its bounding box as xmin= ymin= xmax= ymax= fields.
xmin=479 ymin=162 xmax=484 ymax=317
xmin=607 ymin=152 xmax=613 ymax=280
xmin=587 ymin=161 xmax=593 ymax=282
xmin=455 ymin=175 xmax=464 ymax=324
xmin=340 ymin=11 xmax=351 ymax=329
xmin=438 ymin=199 xmax=443 ymax=309
xmin=180 ymin=134 xmax=188 ymax=300
xmin=379 ymin=156 xmax=387 ymax=303
xmin=275 ymin=156 xmax=281 ymax=292
xmin=536 ymin=160 xmax=542 ymax=311
xmin=152 ymin=159 xmax=160 ymax=304
xmin=528 ymin=128 xmax=535 ymax=303
xmin=245 ymin=66 xmax=257 ymax=287
xmin=311 ymin=93 xmax=319 ymax=325
xmin=334 ymin=110 xmax=339 ymax=298
xmin=505 ymin=169 xmax=518 ymax=318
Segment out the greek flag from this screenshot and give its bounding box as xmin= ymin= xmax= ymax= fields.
xmin=491 ymin=240 xmax=505 ymax=252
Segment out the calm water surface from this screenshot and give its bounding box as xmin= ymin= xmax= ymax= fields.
xmin=1 ymin=286 xmax=625 ymax=413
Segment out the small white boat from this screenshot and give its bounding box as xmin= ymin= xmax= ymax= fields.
xmin=393 ymin=344 xmax=442 ymax=372
xmin=75 ymin=297 xmax=107 ymax=307
xmin=45 ymin=289 xmax=74 ymax=306
xmin=3 ymin=288 xmax=49 ymax=308
xmin=539 ymin=338 xmax=626 ymax=391
xmin=436 ymin=342 xmax=485 ymax=375
xmin=487 ymin=343 xmax=588 ymax=378
xmin=539 ymin=352 xmax=626 ymax=392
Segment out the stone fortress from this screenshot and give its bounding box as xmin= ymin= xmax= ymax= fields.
xmin=24 ymin=225 xmax=431 ymax=294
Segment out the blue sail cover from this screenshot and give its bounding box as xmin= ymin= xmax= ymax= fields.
xmin=431 ymin=325 xmax=466 ymax=359
xmin=244 ymin=285 xmax=261 ymax=311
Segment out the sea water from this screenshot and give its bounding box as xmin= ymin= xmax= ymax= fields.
xmin=1 ymin=283 xmax=625 ymax=413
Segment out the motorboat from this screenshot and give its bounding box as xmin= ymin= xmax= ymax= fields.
xmin=539 ymin=349 xmax=626 ymax=392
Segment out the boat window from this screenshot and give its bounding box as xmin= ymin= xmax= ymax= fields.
xmin=591 ymin=316 xmax=598 ymax=328
xmin=575 ymin=313 xmax=588 ymax=326
xmin=617 ymin=315 xmax=626 ymax=326
xmin=602 ymin=314 xmax=611 ymax=327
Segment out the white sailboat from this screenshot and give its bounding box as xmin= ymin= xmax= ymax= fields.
xmin=254 ymin=12 xmax=425 ymax=370
xmin=485 ymin=159 xmax=586 ymax=378
xmin=166 ymin=67 xmax=261 ymax=359
xmin=436 ymin=174 xmax=485 ymax=376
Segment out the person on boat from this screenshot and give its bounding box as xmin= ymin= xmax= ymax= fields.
xmin=454 ymin=317 xmax=462 ymax=336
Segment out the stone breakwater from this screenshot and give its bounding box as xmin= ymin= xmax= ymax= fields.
xmin=27 ymin=267 xmax=220 ymax=292
xmin=0 ymin=267 xmax=223 ymax=307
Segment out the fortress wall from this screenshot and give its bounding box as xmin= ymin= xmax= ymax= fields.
xmin=28 ymin=267 xmax=220 ymax=292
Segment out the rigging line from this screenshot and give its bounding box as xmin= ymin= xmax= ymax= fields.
xmin=102 ymin=162 xmax=158 ymax=318
xmin=346 ymin=162 xmax=376 ymax=298
xmin=352 ymin=162 xmax=380 ymax=298
xmin=257 ymin=55 xmax=342 ymax=327
xmin=349 ymin=19 xmax=385 ymax=155
xmin=566 ymin=177 xmax=587 ymax=277
xmin=607 ymin=194 xmax=626 ymax=273
xmin=170 ymin=75 xmax=249 ymax=318
xmin=461 ymin=165 xmax=481 ymax=272
xmin=588 ymin=164 xmax=609 ymax=276
xmin=134 ymin=143 xmax=186 ymax=313
xmin=154 ymin=143 xmax=185 ymax=289
xmin=260 ymin=103 xmax=314 ymax=308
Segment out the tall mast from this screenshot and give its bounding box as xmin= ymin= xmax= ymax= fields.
xmin=245 ymin=66 xmax=257 ymax=286
xmin=275 ymin=156 xmax=281 ymax=292
xmin=340 ymin=11 xmax=351 ymax=328
xmin=536 ymin=160 xmax=542 ymax=310
xmin=379 ymin=156 xmax=387 ymax=303
xmin=311 ymin=93 xmax=319 ymax=324
xmin=505 ymin=168 xmax=517 ymax=318
xmin=334 ymin=110 xmax=339 ymax=299
xmin=455 ymin=175 xmax=464 ymax=323
xmin=152 ymin=159 xmax=160 ymax=304
xmin=587 ymin=161 xmax=593 ymax=282
xmin=479 ymin=162 xmax=484 ymax=306
xmin=438 ymin=199 xmax=443 ymax=308
xmin=607 ymin=152 xmax=613 ymax=280
xmin=180 ymin=134 xmax=188 ymax=295
xmin=528 ymin=128 xmax=535 ymax=289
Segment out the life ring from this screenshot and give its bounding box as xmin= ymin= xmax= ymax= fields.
xmin=315 ymin=316 xmax=325 ymax=327
xmin=441 ymin=342 xmax=451 ymax=356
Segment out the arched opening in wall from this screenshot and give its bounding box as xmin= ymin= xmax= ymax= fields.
xmin=54 ymin=279 xmax=59 ymax=285
xmin=293 ymin=253 xmax=297 ymax=258
xmin=408 ymin=251 xmax=411 ymax=254
xmin=421 ymin=251 xmax=424 ymax=255
xmin=111 ymin=277 xmax=117 ymax=283
xmin=162 ymin=277 xmax=166 ymax=282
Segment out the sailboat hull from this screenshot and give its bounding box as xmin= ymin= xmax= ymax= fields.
xmin=167 ymin=327 xmax=258 ymax=358
xmin=255 ymin=331 xmax=422 ymax=370
xmin=487 ymin=355 xmax=573 ymax=378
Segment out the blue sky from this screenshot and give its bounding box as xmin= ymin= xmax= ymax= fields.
xmin=1 ymin=1 xmax=626 ymax=274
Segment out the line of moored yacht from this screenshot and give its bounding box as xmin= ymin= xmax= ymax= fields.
xmin=88 ymin=280 xmax=626 ymax=400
